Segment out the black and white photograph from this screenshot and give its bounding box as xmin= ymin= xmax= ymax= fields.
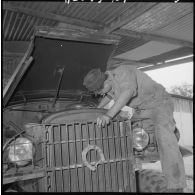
xmin=2 ymin=0 xmax=193 ymax=193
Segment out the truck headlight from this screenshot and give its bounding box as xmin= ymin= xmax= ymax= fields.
xmin=8 ymin=137 xmax=34 ymax=166
xmin=133 ymin=127 xmax=149 ymax=151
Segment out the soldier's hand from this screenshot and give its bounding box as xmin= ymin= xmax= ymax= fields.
xmin=96 ymin=114 xmax=111 ymax=128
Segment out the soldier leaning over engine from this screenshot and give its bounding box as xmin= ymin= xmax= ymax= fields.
xmin=83 ymin=61 xmax=186 ymax=192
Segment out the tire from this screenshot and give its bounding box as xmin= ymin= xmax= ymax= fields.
xmin=136 ymin=169 xmax=168 ymax=192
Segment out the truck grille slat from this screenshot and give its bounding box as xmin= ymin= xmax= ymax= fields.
xmin=111 ymin=122 xmax=119 ymax=191
xmin=98 ymin=122 xmax=107 ymax=191
xmin=59 ymin=125 xmax=64 ymax=192
xmin=105 ymin=124 xmax=113 ymax=191
xmin=93 ymin=123 xmax=100 ymax=191
xmin=79 ymin=123 xmax=86 ymax=192
xmin=67 ymin=125 xmax=71 ymax=192
xmin=43 ymin=119 xmax=135 ymax=192
xmin=42 ymin=126 xmax=47 ymax=192
xmin=52 ymin=126 xmax=57 ymax=192
xmin=86 ymin=122 xmax=93 ymax=191
xmin=123 ymin=122 xmax=131 ymax=191
xmin=117 ymin=120 xmax=125 ymax=191
xmin=73 ymin=124 xmax=80 ymax=192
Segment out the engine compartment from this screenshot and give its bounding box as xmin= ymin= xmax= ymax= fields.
xmin=3 ymin=99 xmax=97 ymax=139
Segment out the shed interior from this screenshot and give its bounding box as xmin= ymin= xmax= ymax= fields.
xmin=2 ymin=1 xmax=193 ymax=88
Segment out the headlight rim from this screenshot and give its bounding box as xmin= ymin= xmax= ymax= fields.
xmin=133 ymin=127 xmax=149 ymax=151
xmin=7 ymin=136 xmax=35 ymax=167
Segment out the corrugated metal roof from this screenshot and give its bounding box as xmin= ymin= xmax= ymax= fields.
xmin=2 ymin=1 xmax=193 ymax=72
xmin=113 ymin=36 xmax=148 ymax=56
xmin=47 ymin=2 xmax=135 ymax=25
xmin=115 ymin=41 xmax=181 ymax=61
xmin=5 ymin=2 xmax=135 ymax=26
xmin=153 ymin=12 xmax=193 ymax=42
xmin=3 ymin=2 xmax=159 ymax=41
xmin=3 ymin=9 xmax=57 ymax=41
xmin=122 ymin=3 xmax=193 ymax=42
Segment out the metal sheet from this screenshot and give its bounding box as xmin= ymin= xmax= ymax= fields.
xmin=115 ymin=41 xmax=181 ymax=61
xmin=122 ymin=3 xmax=192 ymax=33
xmin=154 ymin=13 xmax=193 ymax=42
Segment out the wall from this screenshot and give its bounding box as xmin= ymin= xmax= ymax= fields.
xmin=3 ymin=55 xmax=22 ymax=89
xmin=172 ymin=95 xmax=193 ymax=146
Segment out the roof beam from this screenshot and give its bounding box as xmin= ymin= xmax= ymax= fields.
xmin=56 ymin=22 xmax=98 ymax=32
xmin=3 ymin=2 xmax=102 ymax=30
xmin=102 ymin=3 xmax=157 ymax=33
xmin=109 ymin=55 xmax=193 ymax=71
xmin=140 ymin=47 xmax=193 ymax=64
xmin=107 ymin=57 xmax=151 ymax=70
xmin=138 ymin=56 xmax=193 ymax=71
xmin=113 ymin=29 xmax=193 ymax=48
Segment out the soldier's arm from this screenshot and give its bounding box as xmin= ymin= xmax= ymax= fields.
xmin=97 ymin=95 xmax=112 ymax=108
xmin=106 ymin=90 xmax=132 ymax=118
xmin=106 ymin=67 xmax=137 ymax=118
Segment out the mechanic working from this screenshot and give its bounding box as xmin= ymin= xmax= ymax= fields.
xmin=83 ymin=61 xmax=187 ymax=192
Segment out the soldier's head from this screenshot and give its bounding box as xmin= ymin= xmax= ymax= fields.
xmin=83 ymin=68 xmax=111 ymax=96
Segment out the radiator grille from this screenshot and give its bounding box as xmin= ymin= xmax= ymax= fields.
xmin=43 ymin=119 xmax=136 ymax=192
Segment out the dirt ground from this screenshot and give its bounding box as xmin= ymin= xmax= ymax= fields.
xmin=142 ymin=155 xmax=193 ymax=192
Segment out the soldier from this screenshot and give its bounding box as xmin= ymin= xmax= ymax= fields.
xmin=83 ymin=63 xmax=187 ymax=192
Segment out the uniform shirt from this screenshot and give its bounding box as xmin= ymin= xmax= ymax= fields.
xmin=105 ymin=65 xmax=171 ymax=110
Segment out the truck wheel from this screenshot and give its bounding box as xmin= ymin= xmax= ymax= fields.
xmin=136 ymin=169 xmax=168 ymax=192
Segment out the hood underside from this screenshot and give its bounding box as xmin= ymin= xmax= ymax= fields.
xmin=18 ymin=37 xmax=115 ymax=91
xmin=4 ymin=27 xmax=120 ymax=106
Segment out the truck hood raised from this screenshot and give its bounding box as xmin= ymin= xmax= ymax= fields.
xmin=3 ymin=27 xmax=120 ymax=107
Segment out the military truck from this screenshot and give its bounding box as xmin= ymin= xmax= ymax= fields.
xmin=3 ymin=27 xmax=192 ymax=192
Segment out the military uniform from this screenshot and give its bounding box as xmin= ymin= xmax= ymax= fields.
xmin=105 ymin=65 xmax=187 ymax=189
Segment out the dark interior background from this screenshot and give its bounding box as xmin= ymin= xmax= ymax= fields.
xmin=15 ymin=37 xmax=115 ymax=93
